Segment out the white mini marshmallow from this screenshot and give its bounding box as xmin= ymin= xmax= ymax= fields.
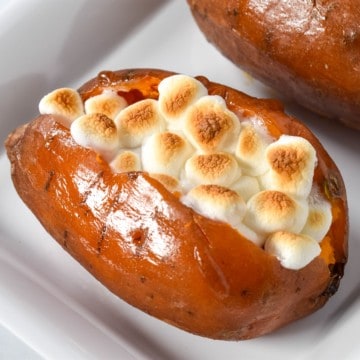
xmin=142 ymin=132 xmax=194 ymax=178
xmin=301 ymin=187 xmax=332 ymax=242
xmin=115 ymin=99 xmax=165 ymax=148
xmin=110 ymin=150 xmax=141 ymax=173
xmin=235 ymin=222 xmax=265 ymax=246
xmin=182 ymin=184 xmax=247 ymax=229
xmin=184 ymin=152 xmax=240 ymax=188
xmin=260 ymin=135 xmax=317 ymax=198
xmin=231 ymin=175 xmax=260 ymax=202
xmin=183 ymin=95 xmax=241 ymax=153
xmin=244 ymin=190 xmax=309 ymax=235
xmin=70 ymin=113 xmax=119 ymax=161
xmin=235 ymin=120 xmax=271 ymax=176
xmin=158 ymin=74 xmax=208 ymax=126
xmin=39 ymin=88 xmax=84 ymax=126
xmin=150 ymin=173 xmax=180 ymax=193
xmin=85 ymin=91 xmax=127 ymax=120
xmin=265 ymin=231 xmax=321 ymax=270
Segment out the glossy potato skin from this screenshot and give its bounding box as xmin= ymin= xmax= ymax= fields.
xmin=6 ymin=69 xmax=348 ymax=340
xmin=188 ymin=0 xmax=360 ymax=129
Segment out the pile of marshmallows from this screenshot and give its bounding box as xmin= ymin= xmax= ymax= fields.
xmin=39 ymin=74 xmax=332 ymax=270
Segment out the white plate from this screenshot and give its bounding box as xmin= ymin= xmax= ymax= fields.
xmin=1 ymin=0 xmax=360 ymax=359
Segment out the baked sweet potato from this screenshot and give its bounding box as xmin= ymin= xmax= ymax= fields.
xmin=187 ymin=0 xmax=360 ymax=129
xmin=5 ymin=68 xmax=348 ymax=340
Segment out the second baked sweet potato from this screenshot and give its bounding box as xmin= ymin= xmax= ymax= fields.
xmin=188 ymin=0 xmax=360 ymax=129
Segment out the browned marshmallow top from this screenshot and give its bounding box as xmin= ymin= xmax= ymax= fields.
xmin=38 ymin=74 xmax=332 ymax=270
xmin=184 ymin=96 xmax=240 ymax=153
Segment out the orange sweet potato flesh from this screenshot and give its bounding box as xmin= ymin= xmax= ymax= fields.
xmin=5 ymin=69 xmax=348 ymax=340
xmin=187 ymin=0 xmax=360 ymax=129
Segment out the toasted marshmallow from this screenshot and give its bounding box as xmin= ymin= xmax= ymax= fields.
xmin=85 ymin=91 xmax=127 ymax=120
xmin=110 ymin=150 xmax=141 ymax=173
xmin=265 ymin=231 xmax=321 ymax=270
xmin=235 ymin=120 xmax=271 ymax=176
xmin=183 ymin=95 xmax=241 ymax=153
xmin=235 ymin=222 xmax=265 ymax=246
xmin=184 ymin=153 xmax=240 ymax=188
xmin=150 ymin=173 xmax=180 ymax=193
xmin=301 ymin=188 xmax=332 ymax=242
xmin=182 ymin=184 xmax=247 ymax=228
xmin=39 ymin=88 xmax=84 ymax=125
xmin=158 ymin=74 xmax=208 ymax=125
xmin=261 ymin=135 xmax=317 ymax=198
xmin=115 ymin=99 xmax=165 ymax=148
xmin=70 ymin=113 xmax=119 ymax=161
xmin=142 ymin=132 xmax=194 ymax=178
xmin=244 ymin=190 xmax=308 ymax=235
xmin=231 ymin=175 xmax=260 ymax=202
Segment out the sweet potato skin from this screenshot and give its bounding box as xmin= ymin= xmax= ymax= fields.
xmin=5 ymin=69 xmax=348 ymax=340
xmin=187 ymin=0 xmax=360 ymax=129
